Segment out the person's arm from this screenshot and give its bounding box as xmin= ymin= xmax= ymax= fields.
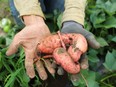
xmin=61 ymin=0 xmax=100 ymax=83
xmin=62 ymin=0 xmax=86 ymax=25
xmin=6 ymin=0 xmax=56 ymax=80
xmin=61 ymin=0 xmax=100 ymax=49
xmin=14 ymin=0 xmax=44 ymax=18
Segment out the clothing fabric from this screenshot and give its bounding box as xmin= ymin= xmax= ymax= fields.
xmin=9 ymin=0 xmax=24 ymax=26
xmin=9 ymin=0 xmax=64 ymax=26
xmin=9 ymin=0 xmax=86 ymax=26
xmin=62 ymin=0 xmax=87 ymax=25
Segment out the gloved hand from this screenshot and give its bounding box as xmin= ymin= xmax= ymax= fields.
xmin=6 ymin=15 xmax=55 ymax=80
xmin=61 ymin=21 xmax=100 ymax=69
xmin=61 ymin=21 xmax=100 ymax=82
xmin=61 ymin=21 xmax=100 ymax=49
xmin=61 ymin=21 xmax=100 ymax=68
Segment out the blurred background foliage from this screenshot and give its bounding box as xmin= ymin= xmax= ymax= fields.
xmin=0 ymin=0 xmax=116 ymax=87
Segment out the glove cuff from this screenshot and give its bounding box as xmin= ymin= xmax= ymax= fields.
xmin=62 ymin=21 xmax=83 ymax=29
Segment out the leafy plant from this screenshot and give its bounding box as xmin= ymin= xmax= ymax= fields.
xmin=0 ymin=0 xmax=116 ymax=87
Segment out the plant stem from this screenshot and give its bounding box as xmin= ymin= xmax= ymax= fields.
xmin=57 ymin=31 xmax=66 ymax=50
xmin=80 ymin=72 xmax=89 ymax=87
xmin=101 ymin=73 xmax=116 ymax=82
xmin=101 ymin=82 xmax=114 ymax=87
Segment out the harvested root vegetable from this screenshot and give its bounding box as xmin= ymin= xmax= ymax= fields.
xmin=37 ymin=32 xmax=88 ymax=74
xmin=53 ymin=48 xmax=80 ymax=74
xmin=68 ymin=46 xmax=82 ymax=62
xmin=67 ymin=34 xmax=87 ymax=62
xmin=38 ymin=33 xmax=87 ymax=54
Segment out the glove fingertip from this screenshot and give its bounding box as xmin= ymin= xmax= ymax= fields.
xmin=90 ymin=41 xmax=101 ymax=49
xmin=95 ymin=42 xmax=101 ymax=49
xmin=57 ymin=66 xmax=64 ymax=75
xmin=87 ymin=36 xmax=101 ymax=49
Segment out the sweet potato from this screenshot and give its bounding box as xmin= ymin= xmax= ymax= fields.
xmin=38 ymin=33 xmax=87 ymax=53
xmin=67 ymin=34 xmax=87 ymax=62
xmin=38 ymin=35 xmax=62 ymax=53
xmin=53 ymin=47 xmax=80 ymax=74
xmin=37 ymin=32 xmax=88 ymax=74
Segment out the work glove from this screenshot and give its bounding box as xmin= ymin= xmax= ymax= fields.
xmin=6 ymin=16 xmax=55 ymax=80
xmin=61 ymin=21 xmax=100 ymax=82
xmin=61 ymin=21 xmax=100 ymax=49
xmin=61 ymin=21 xmax=100 ymax=67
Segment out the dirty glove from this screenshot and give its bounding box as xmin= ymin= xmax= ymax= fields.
xmin=61 ymin=21 xmax=100 ymax=49
xmin=6 ymin=15 xmax=55 ymax=80
xmin=61 ymin=21 xmax=100 ymax=67
xmin=61 ymin=21 xmax=100 ymax=82
xmin=61 ymin=21 xmax=100 ymax=69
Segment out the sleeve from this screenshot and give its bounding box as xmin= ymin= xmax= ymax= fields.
xmin=62 ymin=0 xmax=87 ymax=25
xmin=14 ymin=0 xmax=45 ymax=18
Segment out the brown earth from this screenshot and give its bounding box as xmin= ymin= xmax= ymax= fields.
xmin=0 ymin=0 xmax=11 ymax=19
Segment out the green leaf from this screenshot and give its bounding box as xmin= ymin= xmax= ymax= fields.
xmin=4 ymin=68 xmax=22 ymax=87
xmin=2 ymin=58 xmax=12 ymax=73
xmin=88 ymin=55 xmax=99 ymax=63
xmin=0 ymin=52 xmax=3 ymax=67
xmin=103 ymin=1 xmax=116 ymax=16
xmin=79 ymin=70 xmax=99 ymax=87
xmin=88 ymin=49 xmax=99 ymax=63
xmin=90 ymin=9 xmax=106 ymax=28
xmin=0 ymin=36 xmax=5 ymax=44
xmin=112 ymin=36 xmax=116 ymax=42
xmin=96 ymin=37 xmax=108 ymax=47
xmin=17 ymin=68 xmax=30 ymax=87
xmin=112 ymin=49 xmax=116 ymax=58
xmin=103 ymin=51 xmax=116 ymax=71
xmin=102 ymin=16 xmax=116 ymax=29
xmin=45 ymin=14 xmax=53 ymax=19
xmin=88 ymin=49 xmax=98 ymax=56
xmin=107 ymin=35 xmax=114 ymax=42
xmin=70 ymin=73 xmax=84 ymax=86
xmin=90 ymin=0 xmax=116 ymax=29
xmin=16 ymin=48 xmax=25 ymax=65
xmin=57 ymin=13 xmax=63 ymax=29
xmin=0 ymin=70 xmax=8 ymax=81
xmin=84 ymin=21 xmax=92 ymax=31
xmin=5 ymin=37 xmax=12 ymax=46
xmin=96 ymin=0 xmax=116 ymax=16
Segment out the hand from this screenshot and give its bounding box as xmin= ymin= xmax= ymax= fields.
xmin=61 ymin=21 xmax=100 ymax=82
xmin=61 ymin=21 xmax=100 ymax=68
xmin=6 ymin=15 xmax=55 ymax=80
xmin=61 ymin=21 xmax=100 ymax=49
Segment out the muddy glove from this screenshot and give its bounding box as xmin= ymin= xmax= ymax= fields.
xmin=61 ymin=21 xmax=100 ymax=69
xmin=61 ymin=21 xmax=100 ymax=83
xmin=61 ymin=21 xmax=100 ymax=49
xmin=6 ymin=15 xmax=55 ymax=80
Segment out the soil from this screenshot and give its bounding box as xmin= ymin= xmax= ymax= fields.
xmin=41 ymin=72 xmax=74 ymax=87
xmin=0 ymin=0 xmax=14 ymax=23
xmin=0 ymin=28 xmax=6 ymax=37
xmin=0 ymin=1 xmax=10 ymax=18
